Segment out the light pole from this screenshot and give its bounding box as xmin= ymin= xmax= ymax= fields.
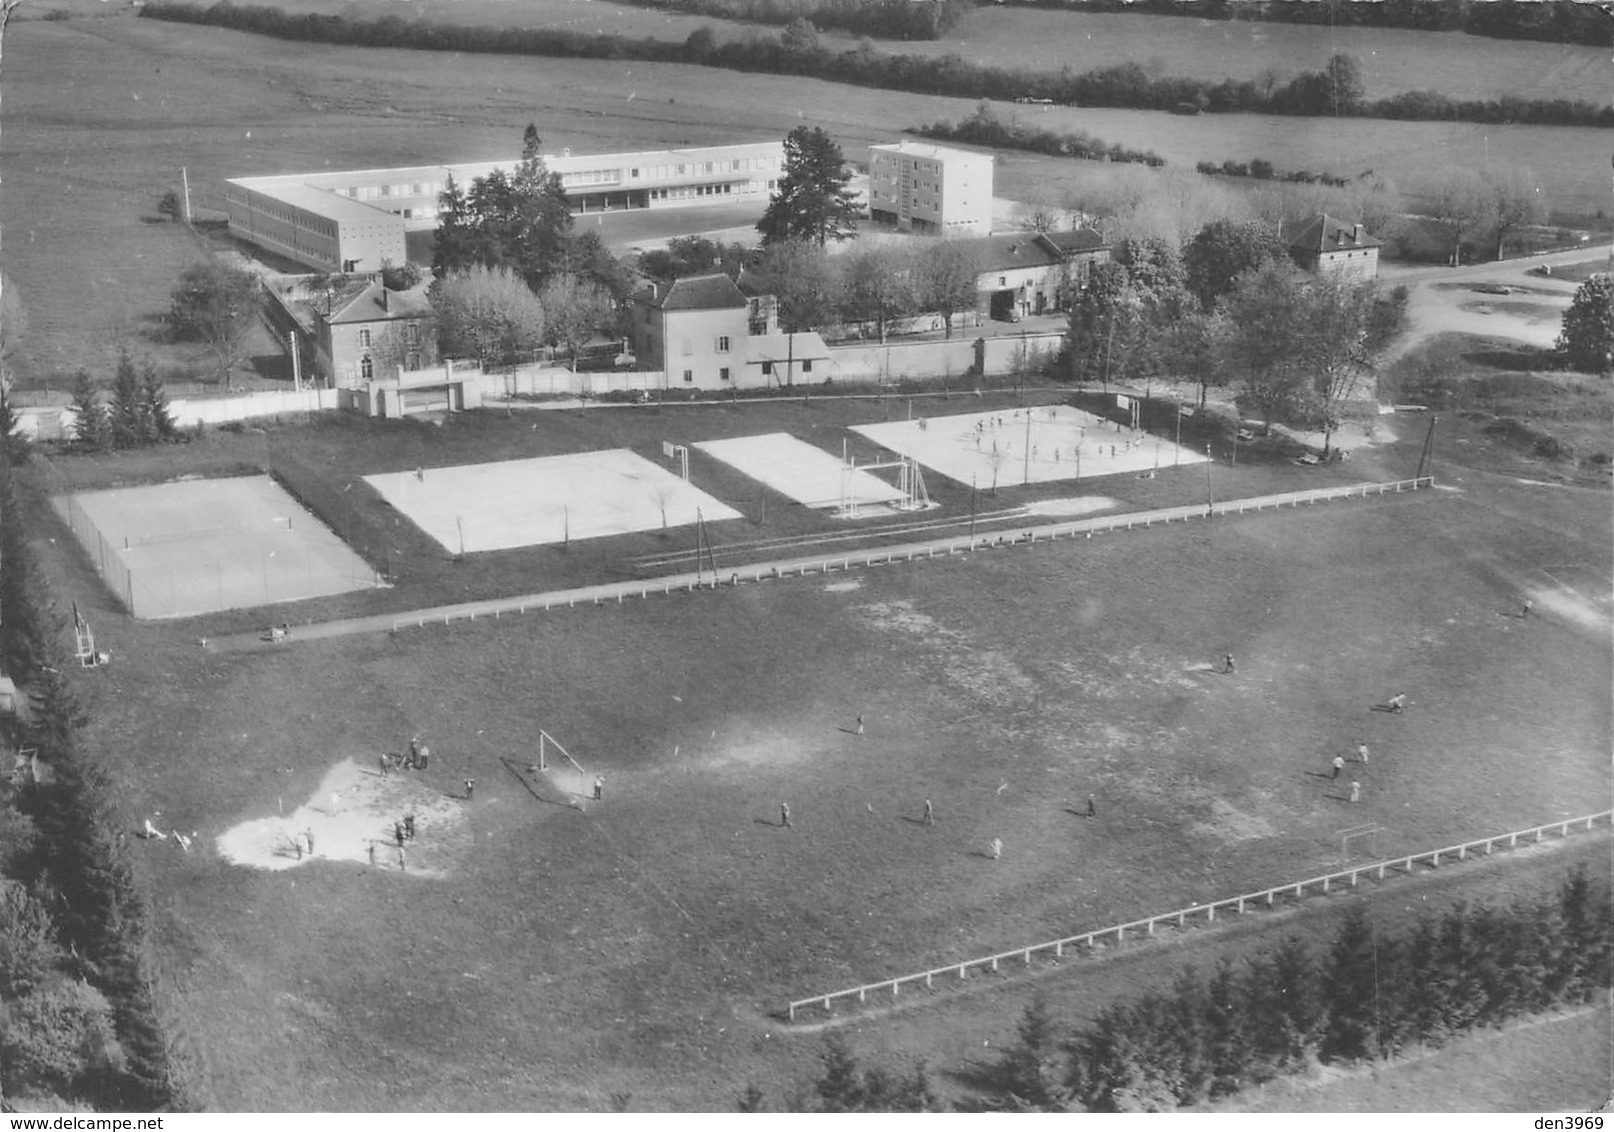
xmin=1204 ymin=443 xmax=1214 ymax=517
xmin=970 ymin=474 xmax=977 ymax=540
xmin=1174 ymin=398 xmax=1182 ymax=465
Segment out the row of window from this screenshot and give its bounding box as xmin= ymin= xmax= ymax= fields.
xmin=355 ymin=324 xmax=421 ymax=348
xmin=356 ymin=352 xmax=423 ymax=380
xmin=650 ymin=181 xmax=763 ymax=202
xmin=233 ymin=194 xmax=338 ymax=239
xmin=676 ymin=358 xmax=815 ymax=383
xmin=681 ymin=336 xmax=732 ymax=356
xmin=329 ymin=156 xmax=780 ymax=203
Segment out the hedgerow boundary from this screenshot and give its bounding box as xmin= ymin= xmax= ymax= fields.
xmin=204 ymin=477 xmax=1436 ymax=649
xmin=784 ymin=810 xmax=1613 ymax=1024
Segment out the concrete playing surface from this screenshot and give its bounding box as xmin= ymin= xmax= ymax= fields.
xmin=364 ymin=449 xmax=742 ymax=553
xmin=852 ymin=402 xmax=1207 ymax=488
xmin=694 ymin=432 xmax=907 ymax=511
xmin=64 ymin=476 xmax=378 ymax=620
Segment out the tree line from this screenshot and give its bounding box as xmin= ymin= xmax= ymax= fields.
xmin=612 ymin=0 xmax=970 ymax=41
xmin=1002 ymin=0 xmax=1614 ymax=47
xmin=0 ymin=437 xmax=184 ymax=1110
xmin=914 ymin=101 xmax=1165 ymax=168
xmin=139 ymin=4 xmax=1614 ymax=129
xmin=739 ymin=866 xmax=1612 ymax=1110
xmin=65 ymin=350 xmax=181 ymax=454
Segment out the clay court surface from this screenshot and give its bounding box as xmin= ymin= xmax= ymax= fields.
xmin=852 ymin=403 xmax=1207 ymax=488
xmin=364 ymin=450 xmax=742 ymax=553
xmin=695 ymin=432 xmax=907 ymax=511
xmin=62 ymin=476 xmax=377 ymax=620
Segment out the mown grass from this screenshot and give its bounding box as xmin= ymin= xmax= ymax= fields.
xmin=22 ymin=392 xmax=1609 ymax=1109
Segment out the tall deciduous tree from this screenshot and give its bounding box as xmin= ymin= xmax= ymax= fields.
xmin=758 ymin=126 xmax=860 ymax=247
xmin=1483 ymin=166 xmax=1546 ymax=260
xmin=168 ymin=258 xmax=261 ymax=381
xmin=429 ymin=265 xmax=547 ymax=368
xmin=1221 ymin=261 xmax=1310 ymax=432
xmin=842 ymin=244 xmax=919 ymax=343
xmin=1554 ymin=275 xmax=1613 ymax=375
xmin=430 ymin=127 xmax=574 ymax=288
xmin=1292 ymin=277 xmax=1407 ymax=456
xmin=1420 ymin=169 xmax=1493 ymax=266
xmin=1184 ymin=219 xmax=1284 ymax=310
xmin=538 ymin=274 xmax=615 ymax=370
xmin=915 ymin=239 xmax=980 ymax=339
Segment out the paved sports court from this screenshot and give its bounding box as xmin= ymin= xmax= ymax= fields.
xmin=365 ymin=450 xmax=742 ymax=553
xmin=694 ymin=432 xmax=906 ymax=511
xmin=852 ymin=403 xmax=1207 ymax=487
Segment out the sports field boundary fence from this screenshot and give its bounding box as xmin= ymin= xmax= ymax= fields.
xmin=783 ymin=810 xmax=1614 ymax=1023
xmin=379 ymin=477 xmax=1436 ymax=637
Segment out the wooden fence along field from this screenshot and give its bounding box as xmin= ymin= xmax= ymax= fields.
xmin=786 ymin=810 xmax=1614 ymax=1021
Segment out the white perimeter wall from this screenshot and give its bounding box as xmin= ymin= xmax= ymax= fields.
xmin=22 ymin=389 xmax=339 ymax=440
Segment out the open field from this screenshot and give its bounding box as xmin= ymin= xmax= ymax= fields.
xmin=143 ymin=0 xmax=1614 ymax=105
xmin=5 ymin=15 xmax=1612 ymax=385
xmin=17 ymin=391 xmax=1607 ymax=1109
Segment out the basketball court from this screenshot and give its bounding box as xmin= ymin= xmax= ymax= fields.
xmin=59 ymin=476 xmax=380 ymax=620
xmin=694 ymin=432 xmax=909 ymax=511
xmin=851 ymin=403 xmax=1207 ymax=488
xmin=364 ymin=450 xmax=742 ymax=554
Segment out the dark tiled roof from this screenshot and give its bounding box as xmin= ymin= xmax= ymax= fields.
xmin=1038 ymin=229 xmax=1108 ymax=255
xmin=327 ymin=280 xmax=432 ymax=324
xmin=969 ymin=234 xmax=1063 ymax=273
xmin=635 ymin=273 xmax=747 ymax=312
xmin=1288 ymin=214 xmax=1382 ymax=255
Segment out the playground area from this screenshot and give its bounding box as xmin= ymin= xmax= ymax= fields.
xmin=364 ymin=450 xmax=743 ymax=553
xmin=853 ymin=402 xmax=1207 ymax=488
xmin=694 ymin=432 xmax=910 ymax=512
xmin=58 ymin=476 xmax=379 ymax=620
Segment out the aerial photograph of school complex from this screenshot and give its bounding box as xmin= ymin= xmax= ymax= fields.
xmin=0 ymin=0 xmax=1608 ymax=1115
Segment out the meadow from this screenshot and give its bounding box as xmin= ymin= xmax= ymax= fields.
xmin=22 ymin=387 xmax=1610 ymax=1109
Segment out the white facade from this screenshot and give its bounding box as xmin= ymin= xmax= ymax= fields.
xmin=867 ymin=141 xmax=993 ymax=237
xmin=225 ymin=141 xmax=784 ymax=272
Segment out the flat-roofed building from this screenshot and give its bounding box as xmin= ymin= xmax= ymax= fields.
xmin=867 ymin=141 xmax=993 ymax=237
xmin=225 ymin=142 xmax=785 ymax=273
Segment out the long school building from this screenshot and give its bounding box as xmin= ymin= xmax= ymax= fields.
xmin=224 ymin=141 xmax=785 ymax=273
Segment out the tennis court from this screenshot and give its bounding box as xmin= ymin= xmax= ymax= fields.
xmin=694 ymin=432 xmax=908 ymax=511
xmin=364 ymin=449 xmax=742 ymax=554
xmin=58 ymin=476 xmax=380 ymax=620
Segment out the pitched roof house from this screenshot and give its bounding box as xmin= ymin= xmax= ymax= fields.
xmin=627 ymin=273 xmax=751 ymax=389
xmin=316 ymin=279 xmax=437 ymax=388
xmin=1288 ymin=214 xmax=1381 ymax=282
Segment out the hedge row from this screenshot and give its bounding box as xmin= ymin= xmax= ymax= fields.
xmin=611 ymin=0 xmax=971 ymax=41
xmin=1196 ymin=158 xmax=1349 ymax=187
xmin=912 ymin=112 xmax=1165 ymax=167
xmin=1002 ymin=0 xmax=1613 ymax=47
xmin=139 ymin=3 xmax=1614 ymax=129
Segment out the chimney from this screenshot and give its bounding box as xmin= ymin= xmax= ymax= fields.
xmin=1352 ymin=223 xmax=1362 ymax=242
xmin=648 ymin=282 xmax=658 ymax=300
xmin=379 ymin=288 xmax=389 ymax=313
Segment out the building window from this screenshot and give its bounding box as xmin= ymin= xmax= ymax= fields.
xmin=407 ymin=352 xmax=420 ymax=371
xmin=802 ymin=359 xmax=813 ymax=374
xmin=715 ymin=336 xmax=731 ymax=353
xmin=682 ymin=369 xmax=693 ymax=384
xmin=358 ymin=328 xmax=372 ymax=347
xmin=719 ymin=367 xmax=731 ymax=381
xmin=360 ymin=355 xmax=373 ymax=380
xmin=761 ymin=361 xmax=773 ymax=376
xmin=999 ymin=277 xmax=1007 ymax=286
xmin=405 ymin=323 xmax=420 ymax=345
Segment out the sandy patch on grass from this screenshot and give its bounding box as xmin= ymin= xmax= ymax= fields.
xmin=216 ymin=757 xmax=471 ymax=877
xmin=1188 ymin=796 xmax=1279 ymax=844
xmin=822 ymin=579 xmax=864 ymax=593
xmin=1526 ymin=582 xmax=1612 ymax=636
xmin=1025 ymin=496 xmax=1119 ymax=517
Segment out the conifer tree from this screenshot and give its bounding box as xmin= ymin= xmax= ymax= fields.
xmin=1204 ymin=958 xmax=1252 ymax=1096
xmin=1321 ymin=906 xmax=1380 ymax=1062
xmin=139 ymin=362 xmax=177 ymax=442
xmin=109 ymin=348 xmax=144 ymax=449
xmin=68 ymin=369 xmax=108 ymax=452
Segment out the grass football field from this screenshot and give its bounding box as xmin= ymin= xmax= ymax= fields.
xmin=32 ymin=400 xmax=1608 ymax=1110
